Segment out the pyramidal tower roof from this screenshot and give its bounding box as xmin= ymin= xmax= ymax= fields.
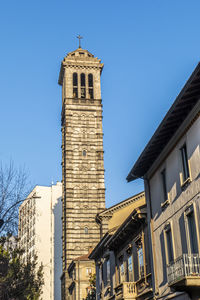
xmin=58 ymin=47 xmax=104 ymax=85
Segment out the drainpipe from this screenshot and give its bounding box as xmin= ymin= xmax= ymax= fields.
xmin=78 ymin=260 xmax=80 ymax=300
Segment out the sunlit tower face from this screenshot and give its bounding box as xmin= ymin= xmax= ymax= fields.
xmin=58 ymin=46 xmax=106 ymax=299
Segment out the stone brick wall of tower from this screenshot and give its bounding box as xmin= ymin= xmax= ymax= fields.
xmin=60 ymin=51 xmax=106 ymax=271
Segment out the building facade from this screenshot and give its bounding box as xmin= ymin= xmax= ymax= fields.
xmin=89 ymin=192 xmax=148 ymax=300
xmin=58 ymin=46 xmax=106 ymax=298
xmin=127 ymin=64 xmax=200 ymax=299
xmin=18 ymin=182 xmax=62 ymax=300
xmin=68 ymin=252 xmax=96 ymax=300
xmin=108 ymin=204 xmax=152 ymax=300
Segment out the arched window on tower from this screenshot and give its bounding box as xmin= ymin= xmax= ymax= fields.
xmin=88 ymin=74 xmax=94 ymax=99
xmin=84 ymin=227 xmax=88 ymax=234
xmin=81 ymin=73 xmax=86 ymax=98
xmin=73 ymin=73 xmax=78 ymax=98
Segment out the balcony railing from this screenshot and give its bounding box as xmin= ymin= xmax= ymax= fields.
xmin=115 ymin=282 xmax=137 ymax=300
xmin=167 ymin=254 xmax=200 ymax=285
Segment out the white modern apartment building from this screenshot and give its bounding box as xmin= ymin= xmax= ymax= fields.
xmin=18 ymin=182 xmax=62 ymax=300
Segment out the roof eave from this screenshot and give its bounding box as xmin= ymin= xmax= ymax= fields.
xmin=127 ymin=62 xmax=200 ymax=182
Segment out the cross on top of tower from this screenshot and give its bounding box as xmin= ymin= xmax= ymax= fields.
xmin=77 ymin=35 xmax=83 ymax=48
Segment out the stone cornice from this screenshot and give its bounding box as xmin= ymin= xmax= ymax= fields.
xmin=97 ymin=191 xmax=145 ymax=220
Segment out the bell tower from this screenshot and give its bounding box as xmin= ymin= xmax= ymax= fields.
xmin=58 ymin=45 xmax=106 ymax=299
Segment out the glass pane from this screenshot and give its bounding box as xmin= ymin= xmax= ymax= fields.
xmin=128 ymin=256 xmax=133 ymax=281
xmin=181 ymin=145 xmax=189 ymax=181
xmin=81 ymin=73 xmax=85 ymax=86
xmin=81 ymin=88 xmax=86 ymax=98
xmin=188 ymin=213 xmax=198 ymax=253
xmin=107 ymin=260 xmax=110 ymax=282
xmin=88 ymin=74 xmax=93 ymax=87
xmin=166 ymin=229 xmax=174 ymax=263
xmin=120 ymin=263 xmax=125 ymax=282
xmin=138 ymin=247 xmax=144 ymax=277
xmin=73 ymin=88 xmax=78 ymax=98
xmin=161 ymin=169 xmax=168 ymax=201
xmin=89 ymin=88 xmax=94 ymax=99
xmin=73 ymin=73 xmax=78 ymax=86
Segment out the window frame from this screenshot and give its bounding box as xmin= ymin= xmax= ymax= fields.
xmin=88 ymin=73 xmax=94 ymax=99
xmin=84 ymin=227 xmax=89 ymax=234
xmin=185 ymin=205 xmax=199 ymax=254
xmin=180 ymin=143 xmax=190 ymax=185
xmin=72 ymin=73 xmax=78 ymax=98
xmin=161 ymin=168 xmax=168 ymax=203
xmin=106 ymin=258 xmax=110 ymax=284
xmin=80 ymin=73 xmax=86 ymax=99
xmin=137 ymin=244 xmax=144 ymax=278
xmin=127 ymin=255 xmax=134 ymax=282
xmin=164 ymin=223 xmax=175 ymax=265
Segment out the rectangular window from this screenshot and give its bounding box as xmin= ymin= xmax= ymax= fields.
xmin=161 ymin=169 xmax=168 ymax=202
xmin=186 ymin=206 xmax=198 ymax=253
xmin=106 ymin=259 xmax=110 ymax=283
xmin=89 ymin=88 xmax=94 ymax=99
xmin=165 ymin=225 xmax=174 ymax=263
xmin=180 ymin=144 xmax=190 ymax=182
xmin=99 ymin=266 xmax=102 ymax=289
xmin=73 ymin=88 xmax=78 ymax=98
xmin=128 ymin=256 xmax=133 ymax=282
xmin=81 ymin=87 xmax=86 ymax=99
xmin=138 ymin=246 xmax=144 ymax=278
xmin=119 ymin=261 xmax=125 ymax=283
xmin=86 ymin=268 xmax=92 ymax=276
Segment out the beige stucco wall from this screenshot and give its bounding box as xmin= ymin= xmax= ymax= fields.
xmin=108 ymin=196 xmax=146 ymax=231
xmin=75 ymin=260 xmax=95 ymax=300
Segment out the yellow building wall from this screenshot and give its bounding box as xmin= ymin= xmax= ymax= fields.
xmin=108 ymin=196 xmax=146 ymax=231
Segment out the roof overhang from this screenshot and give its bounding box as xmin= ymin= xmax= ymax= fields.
xmin=127 ymin=63 xmax=200 ymax=182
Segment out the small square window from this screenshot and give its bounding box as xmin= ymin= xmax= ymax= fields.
xmin=86 ymin=268 xmax=92 ymax=276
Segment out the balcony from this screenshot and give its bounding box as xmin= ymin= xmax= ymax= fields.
xmin=167 ymin=254 xmax=200 ymax=290
xmin=115 ymin=282 xmax=137 ymax=300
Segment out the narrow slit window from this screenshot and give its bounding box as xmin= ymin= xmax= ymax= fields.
xmin=82 ymin=150 xmax=87 ymax=157
xmin=138 ymin=246 xmax=144 ymax=278
xmin=161 ymin=169 xmax=168 ymax=202
xmin=106 ymin=259 xmax=110 ymax=284
xmin=128 ymin=255 xmax=133 ymax=281
xmin=73 ymin=73 xmax=78 ymax=98
xmin=81 ymin=73 xmax=86 ymax=98
xmin=180 ymin=144 xmax=190 ymax=182
xmin=165 ymin=225 xmax=174 ymax=264
xmin=119 ymin=262 xmax=125 ymax=283
xmin=186 ymin=206 xmax=198 ymax=253
xmin=88 ymin=74 xmax=94 ymax=99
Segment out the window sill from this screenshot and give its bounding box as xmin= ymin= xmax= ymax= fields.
xmin=161 ymin=199 xmax=170 ymax=210
xmin=181 ymin=177 xmax=191 ymax=190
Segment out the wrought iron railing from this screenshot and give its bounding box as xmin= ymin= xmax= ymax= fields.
xmin=167 ymin=254 xmax=200 ymax=285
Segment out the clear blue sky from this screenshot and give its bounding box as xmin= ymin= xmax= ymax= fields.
xmin=1 ymin=0 xmax=200 ymax=207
